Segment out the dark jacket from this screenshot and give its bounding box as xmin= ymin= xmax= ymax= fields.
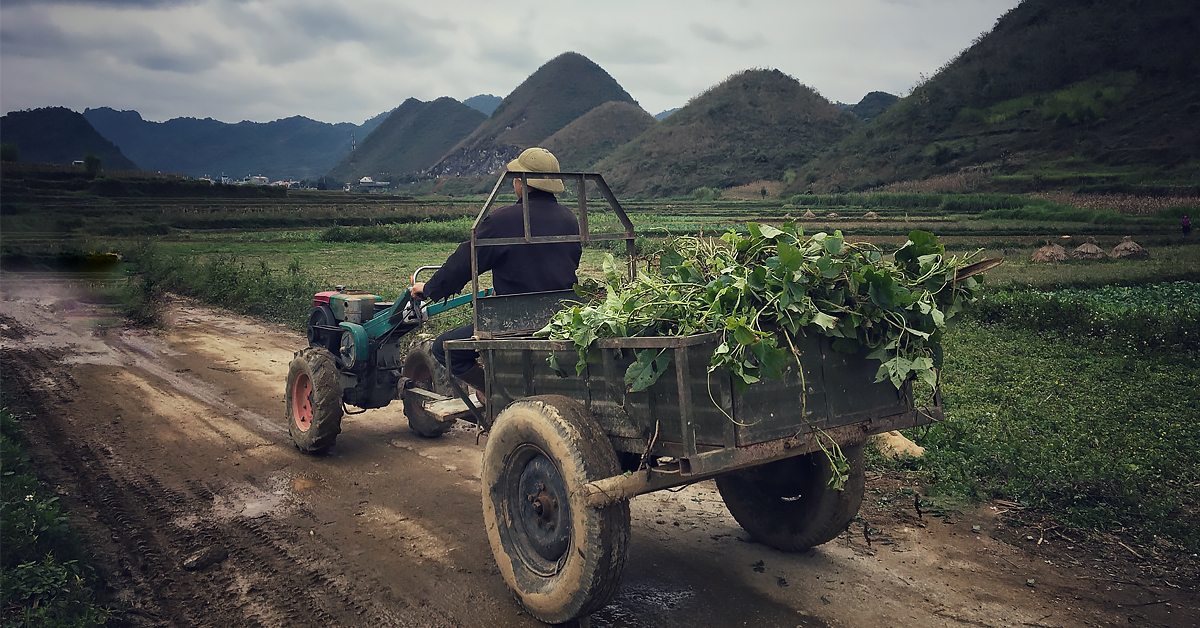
xmin=423 ymin=189 xmax=581 ymax=301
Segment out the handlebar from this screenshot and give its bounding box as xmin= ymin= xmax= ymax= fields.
xmin=411 ymin=265 xmax=441 ymax=286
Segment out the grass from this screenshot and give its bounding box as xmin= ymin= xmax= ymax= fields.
xmin=923 ymin=308 xmax=1199 ymax=551
xmin=1 ymin=408 xmax=112 ymax=627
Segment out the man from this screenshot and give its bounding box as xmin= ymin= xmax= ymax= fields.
xmin=410 ymin=147 xmax=581 ymax=391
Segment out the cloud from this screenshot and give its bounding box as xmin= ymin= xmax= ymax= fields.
xmin=1 ymin=0 xmax=208 ymax=7
xmin=1 ymin=0 xmax=1025 ymax=125
xmin=581 ymin=33 xmax=672 ymax=66
xmin=689 ymin=23 xmax=764 ymax=51
xmin=0 ymin=14 xmax=79 ymax=59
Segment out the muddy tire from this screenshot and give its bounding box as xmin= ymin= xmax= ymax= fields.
xmin=286 ymin=348 xmax=344 ymax=454
xmin=716 ymin=444 xmax=865 ymax=551
xmin=482 ymin=395 xmax=630 ymax=624
xmin=401 ymin=342 xmax=455 ymax=438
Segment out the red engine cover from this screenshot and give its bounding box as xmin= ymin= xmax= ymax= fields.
xmin=313 ymin=291 xmax=338 ymax=306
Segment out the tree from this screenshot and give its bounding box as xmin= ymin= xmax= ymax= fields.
xmin=83 ymin=153 xmax=102 ymax=177
xmin=0 ymin=143 xmax=17 ymax=162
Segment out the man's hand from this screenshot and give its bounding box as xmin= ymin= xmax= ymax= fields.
xmin=411 ymin=281 xmax=426 ymax=299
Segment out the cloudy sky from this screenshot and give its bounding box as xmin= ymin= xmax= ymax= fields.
xmin=1 ymin=0 xmax=1022 ymax=125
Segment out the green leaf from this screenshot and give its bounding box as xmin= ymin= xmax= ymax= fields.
xmin=757 ymin=224 xmax=786 ymax=240
xmin=547 ymin=354 xmax=571 ymax=378
xmin=777 ymin=240 xmax=804 ymax=271
xmin=750 ymin=340 xmax=790 ymax=380
xmin=602 ymin=253 xmax=621 ymax=285
xmin=625 ymin=349 xmax=672 ymax=392
xmin=811 ymin=312 xmax=838 ymax=330
xmin=824 ymin=234 xmax=844 ymax=255
xmin=659 ymin=249 xmax=684 ymax=274
xmin=733 ymin=325 xmax=758 ymax=345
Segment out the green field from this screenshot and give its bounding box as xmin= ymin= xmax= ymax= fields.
xmin=3 ymin=190 xmax=1199 ymax=554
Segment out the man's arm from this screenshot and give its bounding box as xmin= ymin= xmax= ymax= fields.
xmin=415 ymin=240 xmax=474 ymax=302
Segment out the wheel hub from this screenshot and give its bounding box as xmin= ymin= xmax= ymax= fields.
xmin=509 ymin=447 xmax=570 ymax=572
xmin=291 ymin=372 xmax=313 ymax=431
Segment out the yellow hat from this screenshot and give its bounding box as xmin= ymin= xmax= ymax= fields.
xmin=506 ymin=147 xmax=564 ymax=193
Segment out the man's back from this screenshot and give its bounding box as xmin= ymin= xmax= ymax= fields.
xmin=422 ymin=188 xmax=581 ymax=301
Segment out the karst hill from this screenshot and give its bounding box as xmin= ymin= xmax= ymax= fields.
xmin=325 ymin=97 xmax=486 ymax=185
xmin=796 ymin=0 xmax=1200 ymax=194
xmin=429 ymin=52 xmax=638 ymax=177
xmin=540 ymin=101 xmax=658 ymax=173
xmin=1 ymin=107 xmax=137 ymax=170
xmin=596 ymin=69 xmax=858 ymax=198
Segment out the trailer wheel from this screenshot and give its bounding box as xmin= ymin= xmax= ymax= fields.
xmin=286 ymin=348 xmax=344 ymax=454
xmin=482 ymin=395 xmax=630 ymax=624
xmin=401 ymin=342 xmax=455 ymax=438
xmin=716 ymin=444 xmax=865 ymax=551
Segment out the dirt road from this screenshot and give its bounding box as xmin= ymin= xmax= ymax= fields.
xmin=1 ymin=273 xmax=1194 ymax=628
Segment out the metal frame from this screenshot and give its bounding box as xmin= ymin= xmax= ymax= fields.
xmin=468 ymin=171 xmax=637 ymax=332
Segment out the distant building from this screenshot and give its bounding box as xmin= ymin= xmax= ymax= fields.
xmin=356 ymin=176 xmax=391 ymax=193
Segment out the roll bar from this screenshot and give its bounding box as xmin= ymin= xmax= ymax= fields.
xmin=468 ymin=172 xmax=637 ymax=332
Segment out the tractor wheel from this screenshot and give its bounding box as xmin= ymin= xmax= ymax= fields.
xmin=307 ymin=305 xmax=339 ymax=352
xmin=401 ymin=342 xmax=456 ymax=438
xmin=286 ymin=347 xmax=344 ymax=454
xmin=482 ymin=395 xmax=630 ymax=624
xmin=715 ymin=444 xmax=865 ymax=552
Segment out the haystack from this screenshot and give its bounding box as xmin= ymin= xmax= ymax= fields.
xmin=1031 ymin=240 xmax=1067 ymax=263
xmin=802 ymin=209 xmax=817 ymax=219
xmin=1071 ymin=237 xmax=1106 ymax=260
xmin=863 ymin=211 xmax=880 ymax=219
xmin=1111 ymin=236 xmax=1148 ymax=259
xmin=826 ymin=212 xmax=840 ymax=219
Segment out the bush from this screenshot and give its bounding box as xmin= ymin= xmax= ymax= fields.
xmin=122 ymin=243 xmax=321 ymax=330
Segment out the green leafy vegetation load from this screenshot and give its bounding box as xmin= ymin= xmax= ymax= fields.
xmin=538 ymin=226 xmax=989 ymax=394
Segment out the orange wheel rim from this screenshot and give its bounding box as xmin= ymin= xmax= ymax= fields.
xmin=292 ymin=372 xmax=313 ymax=431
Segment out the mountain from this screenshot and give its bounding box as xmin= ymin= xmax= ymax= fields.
xmin=430 ymin=52 xmax=637 ymax=177
xmin=0 ymin=107 xmax=137 ymax=170
xmin=655 ymin=108 xmax=680 ymax=121
xmin=82 ymin=108 xmax=389 ymax=181
xmin=846 ymin=92 xmax=897 ymax=122
xmin=359 ymin=109 xmax=394 ymax=136
xmin=324 ymin=97 xmax=486 ymax=184
xmin=463 ymin=94 xmax=503 ymax=116
xmin=595 ymin=69 xmax=858 ymax=198
xmin=540 ymin=101 xmax=657 ymax=172
xmin=798 ymin=0 xmax=1200 ymax=193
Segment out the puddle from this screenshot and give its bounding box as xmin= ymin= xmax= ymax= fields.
xmin=591 ymin=582 xmax=696 ymax=628
xmin=212 ymin=482 xmax=289 ymax=521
